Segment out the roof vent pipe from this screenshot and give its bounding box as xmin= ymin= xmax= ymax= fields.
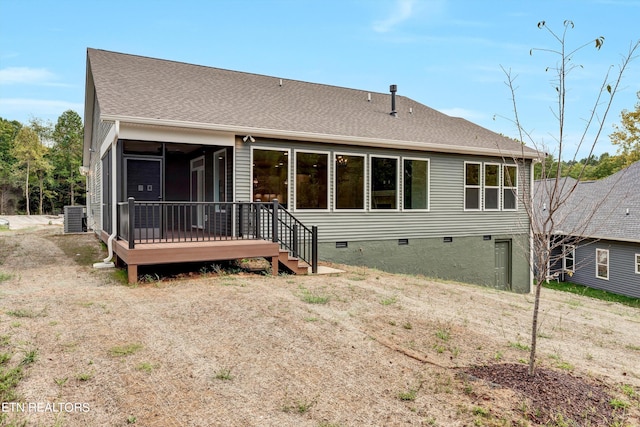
xmin=390 ymin=84 xmax=398 ymax=117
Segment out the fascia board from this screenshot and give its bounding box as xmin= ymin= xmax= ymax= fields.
xmin=100 ymin=114 xmax=541 ymax=160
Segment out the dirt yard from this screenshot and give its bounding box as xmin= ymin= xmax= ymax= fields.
xmin=0 ymin=225 xmax=639 ymax=426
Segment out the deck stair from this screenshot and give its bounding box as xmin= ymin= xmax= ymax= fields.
xmin=278 ymin=249 xmax=310 ymax=274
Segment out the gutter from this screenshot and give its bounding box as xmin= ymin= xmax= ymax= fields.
xmin=93 ymin=120 xmax=119 ymax=269
xmin=101 ymin=114 xmax=541 ymax=160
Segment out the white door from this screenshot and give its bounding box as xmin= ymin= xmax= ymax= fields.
xmin=190 ymin=156 xmax=205 ymax=228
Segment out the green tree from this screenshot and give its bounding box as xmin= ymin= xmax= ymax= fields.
xmin=0 ymin=118 xmax=22 ymax=214
xmin=610 ymin=91 xmax=640 ymax=167
xmin=11 ymin=126 xmax=51 ymax=215
xmin=52 ymin=110 xmax=84 ymax=207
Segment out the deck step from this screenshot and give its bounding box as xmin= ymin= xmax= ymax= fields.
xmin=278 ymin=249 xmax=309 ymax=275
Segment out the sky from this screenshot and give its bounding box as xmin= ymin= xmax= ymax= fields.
xmin=0 ymin=0 xmax=638 ymax=159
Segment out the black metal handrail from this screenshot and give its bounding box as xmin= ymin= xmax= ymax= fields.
xmin=117 ymin=198 xmax=318 ymax=273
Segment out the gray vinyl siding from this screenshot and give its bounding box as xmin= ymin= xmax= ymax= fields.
xmin=572 ymin=239 xmax=640 ymax=298
xmin=235 ymin=137 xmax=531 ymax=243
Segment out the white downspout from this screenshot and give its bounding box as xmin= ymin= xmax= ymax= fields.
xmin=94 ymin=120 xmax=119 ymax=269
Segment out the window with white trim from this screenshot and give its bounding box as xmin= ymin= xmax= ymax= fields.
xmin=563 ymin=245 xmax=575 ymax=273
xmin=484 ymin=163 xmax=500 ymax=210
xmin=252 ymin=148 xmax=289 ymax=207
xmin=403 ymin=158 xmax=429 ymax=210
xmin=464 ymin=162 xmax=481 ymax=210
xmin=295 ymin=151 xmax=328 ymax=210
xmin=596 ymin=248 xmax=609 ymax=280
xmin=335 ymin=153 xmax=365 ymax=210
xmin=503 ymin=165 xmax=517 ymax=210
xmin=370 ymin=156 xmax=398 ymax=210
xmin=635 ymin=253 xmax=640 ymax=274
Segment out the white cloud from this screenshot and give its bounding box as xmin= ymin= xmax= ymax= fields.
xmin=439 ymin=107 xmax=486 ymax=121
xmin=0 ymin=67 xmax=60 ymax=85
xmin=0 ymin=98 xmax=83 ymax=117
xmin=372 ymin=0 xmax=417 ymax=33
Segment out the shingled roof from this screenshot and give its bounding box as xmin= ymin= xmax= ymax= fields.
xmin=85 ymin=48 xmax=538 ymax=158
xmin=535 ymin=161 xmax=640 ymax=243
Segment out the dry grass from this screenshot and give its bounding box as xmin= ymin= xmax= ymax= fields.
xmin=0 ymin=228 xmax=638 ymax=426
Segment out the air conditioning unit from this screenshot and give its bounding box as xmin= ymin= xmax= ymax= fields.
xmin=64 ymin=206 xmax=85 ymax=233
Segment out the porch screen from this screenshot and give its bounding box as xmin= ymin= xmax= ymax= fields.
xmin=253 ymin=149 xmax=288 ymax=207
xmin=296 ymin=152 xmax=328 ymax=209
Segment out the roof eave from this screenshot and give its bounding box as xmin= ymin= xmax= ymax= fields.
xmin=552 ymin=231 xmax=640 ymax=244
xmin=100 ymin=114 xmax=540 ymax=160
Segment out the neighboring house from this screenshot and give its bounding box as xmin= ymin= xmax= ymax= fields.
xmin=537 ymin=161 xmax=640 ymax=298
xmin=83 ymin=48 xmax=539 ymax=288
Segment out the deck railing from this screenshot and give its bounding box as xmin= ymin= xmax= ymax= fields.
xmin=117 ymin=198 xmax=318 ymax=273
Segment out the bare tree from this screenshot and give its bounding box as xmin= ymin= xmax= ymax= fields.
xmin=502 ymin=20 xmax=639 ymax=376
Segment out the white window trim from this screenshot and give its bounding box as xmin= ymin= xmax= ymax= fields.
xmin=483 ymin=162 xmax=501 ymax=211
xmin=503 ymin=164 xmax=518 ymax=211
xmin=635 ymin=253 xmax=640 ymax=274
xmin=333 ymin=152 xmax=366 ymax=212
xmin=464 ymin=161 xmax=482 ymax=211
xmin=292 ymin=149 xmax=330 ymax=212
xmin=563 ymin=244 xmax=575 ymax=273
xmin=596 ymin=248 xmax=609 ymax=280
xmin=401 ymin=157 xmax=430 ymax=212
xmin=250 ymin=146 xmax=291 ymax=204
xmin=369 ymin=155 xmax=400 ymax=211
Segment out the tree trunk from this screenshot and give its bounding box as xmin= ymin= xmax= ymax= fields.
xmin=70 ymin=168 xmax=74 ymax=206
xmin=528 ymin=280 xmax=543 ymax=375
xmin=25 ymin=161 xmax=30 ymax=216
xmin=38 ymin=175 xmax=44 ymax=215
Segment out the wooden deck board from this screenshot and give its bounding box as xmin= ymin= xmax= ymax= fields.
xmin=110 ymin=238 xmax=280 ymax=283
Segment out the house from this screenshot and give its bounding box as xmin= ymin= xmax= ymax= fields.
xmin=538 ymin=161 xmax=640 ymax=298
xmin=83 ymin=48 xmax=539 ymax=289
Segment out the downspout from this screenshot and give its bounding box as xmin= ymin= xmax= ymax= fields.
xmin=94 ymin=120 xmax=119 ymax=268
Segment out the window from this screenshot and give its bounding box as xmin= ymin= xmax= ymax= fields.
xmin=464 ymin=162 xmax=481 ymax=210
xmin=252 ymin=148 xmax=289 ymax=207
xmin=596 ymin=248 xmax=609 ymax=280
xmin=403 ymin=158 xmax=429 ymax=210
xmin=635 ymin=254 xmax=640 ymax=274
xmin=503 ymin=165 xmax=517 ymax=210
xmin=563 ymin=245 xmax=575 ymax=273
xmin=295 ymin=151 xmax=328 ymax=210
xmin=370 ymin=156 xmax=398 ymax=209
xmin=335 ymin=154 xmax=364 ymax=209
xmin=484 ymin=163 xmax=500 ymax=210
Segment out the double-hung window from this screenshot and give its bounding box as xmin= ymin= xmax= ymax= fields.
xmin=635 ymin=254 xmax=640 ymax=274
xmin=484 ymin=163 xmax=500 ymax=210
xmin=503 ymin=165 xmax=518 ymax=210
xmin=464 ymin=162 xmax=481 ymax=210
xmin=596 ymin=248 xmax=609 ymax=280
xmin=563 ymin=245 xmax=575 ymax=273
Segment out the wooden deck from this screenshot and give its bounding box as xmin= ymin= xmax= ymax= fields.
xmin=107 ymin=233 xmax=281 ymax=283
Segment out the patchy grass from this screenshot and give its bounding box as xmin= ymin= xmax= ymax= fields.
xmin=6 ymin=309 xmax=36 ymax=318
xmin=397 ymin=388 xmax=418 ymax=401
xmin=47 ymin=234 xmax=107 ymax=266
xmin=0 ymin=272 xmax=11 ymax=283
xmin=108 ymin=343 xmax=143 ymax=357
xmin=298 ymin=287 xmax=330 ymax=304
xmin=543 ymin=281 xmax=640 ymax=308
xmin=213 ymin=368 xmax=233 ymax=381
